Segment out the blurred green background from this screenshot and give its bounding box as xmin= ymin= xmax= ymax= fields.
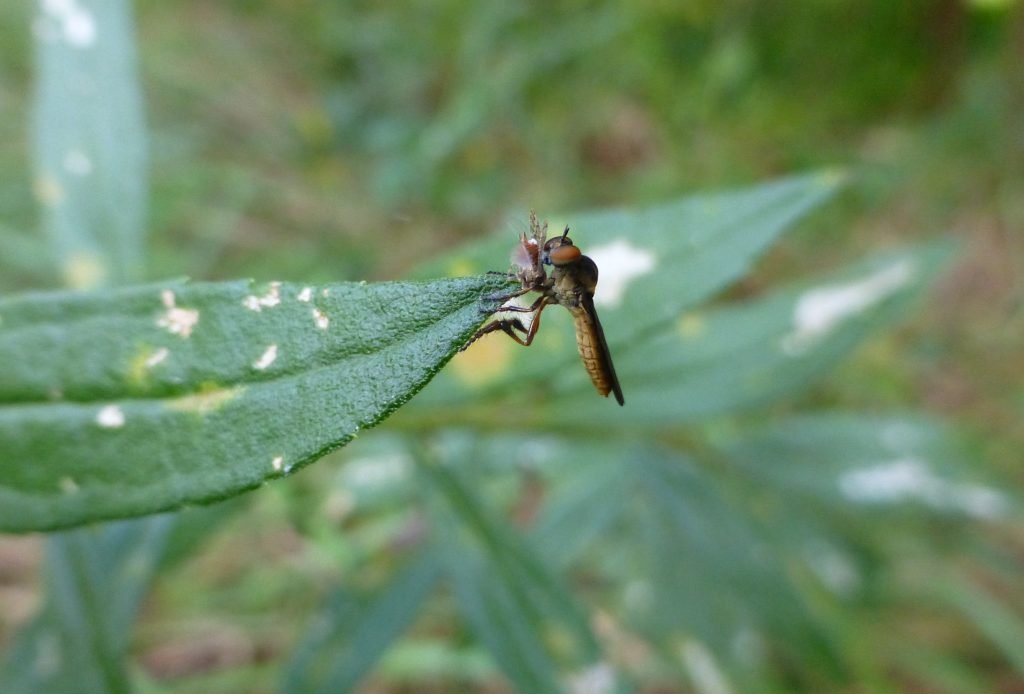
xmin=1 ymin=0 xmax=1022 ymax=691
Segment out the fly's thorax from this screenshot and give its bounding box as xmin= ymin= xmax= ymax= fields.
xmin=548 ymin=258 xmax=596 ymax=307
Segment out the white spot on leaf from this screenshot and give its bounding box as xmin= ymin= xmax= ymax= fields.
xmin=157 ymin=290 xmax=199 ymax=338
xmin=33 ymin=176 xmax=63 ymax=206
xmin=252 ymin=344 xmax=278 ymax=370
xmin=63 ymin=8 xmax=95 ymax=47
xmin=566 ymin=662 xmax=615 ymax=694
xmin=62 ymin=149 xmax=92 ymax=176
xmin=144 ymin=347 xmax=169 ymax=368
xmin=41 ymin=0 xmax=96 ymax=48
xmin=59 ymin=477 xmax=79 ymax=494
xmin=297 ymin=287 xmax=313 ymax=302
xmin=312 ymin=307 xmax=329 ymax=330
xmin=243 ymin=281 xmax=282 ymax=311
xmin=586 ymin=239 xmax=656 ymax=308
xmin=838 ymin=458 xmax=1007 ymax=519
xmin=781 ymin=260 xmax=915 ymax=356
xmin=96 ymin=404 xmax=125 ymax=429
xmin=271 ymin=456 xmax=284 ymax=472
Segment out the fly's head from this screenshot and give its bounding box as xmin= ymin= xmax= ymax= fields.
xmin=541 ymin=226 xmax=582 ymax=267
xmin=543 ymin=226 xmax=598 ymax=300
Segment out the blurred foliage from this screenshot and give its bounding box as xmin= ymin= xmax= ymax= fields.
xmin=1 ymin=0 xmax=1022 ymax=692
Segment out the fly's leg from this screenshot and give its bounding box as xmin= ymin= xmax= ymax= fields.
xmin=459 ymin=317 xmax=530 ymax=352
xmin=460 ymin=297 xmax=549 ymax=351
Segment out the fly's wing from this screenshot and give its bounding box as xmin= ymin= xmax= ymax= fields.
xmin=571 ymin=293 xmax=625 ymax=405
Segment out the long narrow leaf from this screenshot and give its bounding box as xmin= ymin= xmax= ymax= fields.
xmin=424 ymin=461 xmax=609 ymax=692
xmin=0 ymin=517 xmax=175 ymax=693
xmin=283 ymin=551 xmax=444 ymax=693
xmin=32 ymin=0 xmax=147 ymax=286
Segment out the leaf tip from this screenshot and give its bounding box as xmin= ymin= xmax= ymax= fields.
xmin=816 ymin=167 xmax=850 ymax=191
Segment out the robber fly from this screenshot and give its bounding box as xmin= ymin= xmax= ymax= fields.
xmin=461 ymin=212 xmax=624 ymax=406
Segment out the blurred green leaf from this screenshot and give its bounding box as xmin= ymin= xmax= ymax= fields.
xmin=718 ymin=412 xmax=1013 ymax=523
xmin=31 ymin=0 xmax=147 ymax=286
xmin=0 ymin=223 xmax=52 ymax=285
xmin=934 ymin=576 xmax=1024 ymax=674
xmin=0 ymin=275 xmax=511 ymax=531
xmin=0 ymin=516 xmax=174 ymax=694
xmin=532 ymin=441 xmax=826 ymax=667
xmin=425 ymin=460 xmax=612 ymax=693
xmin=282 ymin=550 xmax=444 ymax=693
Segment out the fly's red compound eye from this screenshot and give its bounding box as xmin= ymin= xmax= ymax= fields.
xmin=547 ymin=243 xmax=582 ymax=265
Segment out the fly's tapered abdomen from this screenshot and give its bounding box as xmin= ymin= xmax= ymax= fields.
xmin=570 ymin=297 xmax=624 ymax=405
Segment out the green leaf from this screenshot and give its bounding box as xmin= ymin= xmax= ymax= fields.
xmin=424 ymin=461 xmax=609 ymax=693
xmin=32 ymin=0 xmax=148 ymax=286
xmin=717 ymin=411 xmax=1012 ymax=521
xmin=0 ymin=275 xmax=511 ymax=532
xmin=532 ymin=441 xmax=820 ymax=658
xmin=282 ymin=550 xmax=444 ymax=693
xmin=932 ymin=576 xmax=1024 ymax=674
xmin=0 ymin=516 xmax=174 ymax=694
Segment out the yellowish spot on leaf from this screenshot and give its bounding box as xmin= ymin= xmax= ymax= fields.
xmin=446 ymin=257 xmax=476 ymax=277
xmin=33 ymin=175 xmax=63 ymax=206
xmin=677 ymin=313 xmax=706 ymax=339
xmin=167 ymin=384 xmax=243 ymax=415
xmin=60 ymin=477 xmax=80 ymax=494
xmin=63 ymin=251 xmax=107 ymax=290
xmin=297 ymin=287 xmax=313 ymax=302
xmin=816 ymin=167 xmax=849 ymax=188
xmin=128 ymin=346 xmax=171 ymax=385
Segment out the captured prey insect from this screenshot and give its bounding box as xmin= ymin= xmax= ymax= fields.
xmin=461 ymin=212 xmax=625 ymax=405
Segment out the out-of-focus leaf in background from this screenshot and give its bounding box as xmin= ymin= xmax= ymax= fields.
xmin=31 ymin=0 xmax=147 ymax=288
